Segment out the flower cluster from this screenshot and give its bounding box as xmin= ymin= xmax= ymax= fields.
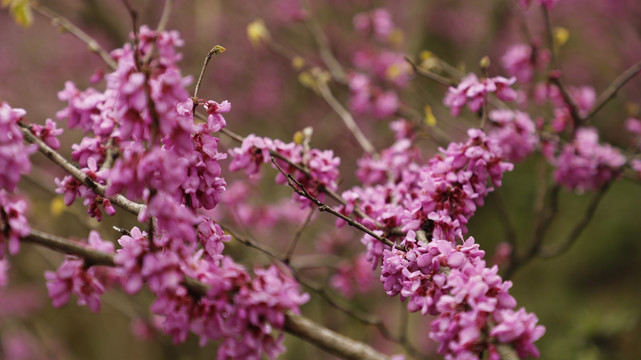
xmin=500 ymin=43 xmax=550 ymax=83
xmin=381 ymin=231 xmax=545 ymax=359
xmin=343 ymin=128 xmax=513 ymax=260
xmin=348 ymin=72 xmax=400 ymax=119
xmin=347 ymin=9 xmax=412 ymax=120
xmin=552 ymin=127 xmax=626 ymax=192
xmin=229 ymin=134 xmax=341 ymax=205
xmin=353 ymin=8 xmax=395 ymax=42
xmin=443 ymin=74 xmax=518 ymax=116
xmin=0 ymin=103 xmax=35 ymax=192
xmin=0 ymin=190 xmax=30 ymax=259
xmin=44 ymin=231 xmax=115 ymax=312
xmin=114 ymin=226 xmax=308 ymax=359
xmin=44 ymin=25 xmax=313 ymax=360
xmin=487 ymin=109 xmax=538 ymax=163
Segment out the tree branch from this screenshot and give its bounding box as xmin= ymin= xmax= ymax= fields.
xmin=541 ymin=183 xmax=610 ymax=258
xmin=542 ymin=6 xmax=582 ymax=128
xmin=19 ymin=123 xmax=145 ymax=216
xmin=584 ymin=58 xmax=641 ymax=121
xmin=315 ymin=73 xmax=378 ymax=156
xmin=298 ymin=0 xmax=347 ymax=82
xmin=284 ymin=311 xmax=391 ymax=360
xmin=32 ymin=3 xmax=117 ymax=70
xmin=271 ymin=159 xmax=400 ymax=250
xmin=20 ymin=228 xmax=392 ymax=360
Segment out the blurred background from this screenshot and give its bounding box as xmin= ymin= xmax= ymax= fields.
xmin=1 ymin=0 xmax=641 ymax=359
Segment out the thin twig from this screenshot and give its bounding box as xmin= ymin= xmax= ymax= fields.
xmin=315 ymin=75 xmax=378 ymax=156
xmin=542 ymin=183 xmax=610 ymax=258
xmin=19 ymin=123 xmax=145 ymax=216
xmin=493 ymin=190 xmax=518 ymax=247
xmin=271 ymin=159 xmax=399 ymax=250
xmin=284 ymin=207 xmax=315 ymax=262
xmin=542 ymin=6 xmax=582 ymax=128
xmin=192 ymin=45 xmax=227 ymax=112
xmin=140 ymin=0 xmax=174 ymax=65
xmin=32 ymin=4 xmax=117 ymax=70
xmin=584 ymin=59 xmax=641 ymax=121
xmin=503 ymin=156 xmax=559 ymax=279
xmin=299 ymin=0 xmax=346 ymax=82
xmin=405 ymin=57 xmax=456 ymax=87
xmin=120 ymin=0 xmax=141 ymax=69
xmin=219 ymin=224 xmax=283 ymax=261
xmin=212 ymin=118 xmax=384 ymax=228
xmin=23 ymin=229 xmax=115 ymax=267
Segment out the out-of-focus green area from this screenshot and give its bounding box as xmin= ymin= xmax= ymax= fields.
xmin=1 ymin=0 xmax=640 ymax=359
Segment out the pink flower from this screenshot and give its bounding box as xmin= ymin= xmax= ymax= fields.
xmin=0 ymin=191 xmax=30 ymax=258
xmin=0 ymin=103 xmax=36 ymax=191
xmin=45 ymin=258 xmax=106 ymax=312
xmin=501 ymin=43 xmax=550 ymax=82
xmin=444 ymin=74 xmax=517 ymax=116
xmin=30 ymin=119 xmax=64 ymax=150
xmin=553 ymin=127 xmax=625 ymax=191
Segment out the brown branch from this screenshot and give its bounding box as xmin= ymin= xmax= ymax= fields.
xmin=140 ymin=0 xmax=174 ymax=65
xmin=405 ymin=57 xmax=456 ymax=87
xmin=32 ymin=4 xmax=117 ymax=70
xmin=212 ymin=117 xmax=385 ymax=228
xmin=271 ymin=159 xmax=399 ymax=250
xmin=493 ymin=190 xmax=518 ymax=247
xmin=299 ymin=0 xmax=346 ymax=82
xmin=284 ymin=207 xmax=315 ymax=262
xmin=315 ymin=74 xmax=378 ymax=156
xmin=284 ymin=311 xmax=390 ymax=360
xmin=584 ymin=59 xmax=641 ymax=121
xmin=23 ymin=229 xmax=115 ymax=267
xmin=541 ymin=183 xmax=610 ymax=258
xmin=192 ymin=45 xmax=227 ymax=112
xmin=503 ymin=156 xmax=559 ymax=279
xmin=20 ymin=228 xmax=392 ymax=360
xmin=542 ymin=6 xmax=582 ymax=128
xmin=19 ymin=123 xmax=145 ymax=216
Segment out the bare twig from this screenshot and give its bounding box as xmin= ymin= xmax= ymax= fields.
xmin=155 ymin=0 xmax=173 ymax=33
xmin=584 ymin=59 xmax=641 ymax=121
xmin=493 ymin=190 xmax=518 ymax=247
xmin=315 ymin=75 xmax=378 ymax=156
xmin=23 ymin=229 xmax=115 ymax=266
xmin=299 ymin=0 xmax=346 ymax=82
xmin=542 ymin=183 xmax=610 ymax=258
xmin=192 ymin=45 xmax=227 ymax=112
xmin=120 ymin=0 xmax=141 ymax=69
xmin=219 ymin=224 xmax=283 ymax=261
xmin=405 ymin=57 xmax=456 ymax=87
xmin=271 ymin=159 xmax=399 ymax=250
xmin=542 ymin=6 xmax=581 ymax=128
xmin=284 ymin=208 xmax=315 ymax=262
xmin=32 ymin=4 xmax=117 ymax=70
xmin=140 ymin=0 xmax=174 ymax=65
xmin=19 ymin=123 xmax=145 ymax=216
xmin=503 ymin=156 xmax=559 ymax=279
xmin=284 ymin=312 xmax=391 ymax=360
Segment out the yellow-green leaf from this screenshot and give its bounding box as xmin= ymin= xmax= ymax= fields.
xmin=4 ymin=0 xmax=33 ymax=28
xmin=424 ymin=105 xmax=437 ymax=127
xmin=553 ymin=26 xmax=569 ymax=47
xmin=247 ymin=19 xmax=270 ymax=47
xmin=50 ymin=196 xmax=67 ymax=217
